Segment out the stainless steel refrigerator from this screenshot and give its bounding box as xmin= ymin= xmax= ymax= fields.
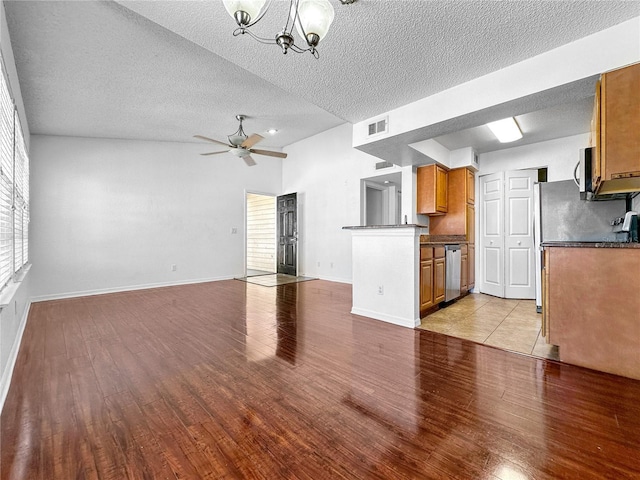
xmin=533 ymin=180 xmax=626 ymax=310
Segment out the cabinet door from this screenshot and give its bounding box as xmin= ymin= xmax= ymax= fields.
xmin=436 ymin=165 xmax=448 ymax=213
xmin=417 ymin=164 xmax=448 ymax=215
xmin=466 ymin=169 xmax=475 ymax=205
xmin=466 ymin=204 xmax=475 ymax=243
xmin=592 ymin=79 xmax=602 ymax=190
xmin=461 ymin=253 xmax=468 ymax=292
xmin=542 ymin=248 xmax=549 ymax=341
xmin=468 ymin=244 xmax=475 ymax=289
xmin=420 ymin=260 xmax=434 ymax=311
xmin=601 ymin=63 xmax=640 ymax=182
xmin=434 ymin=257 xmax=446 ymax=304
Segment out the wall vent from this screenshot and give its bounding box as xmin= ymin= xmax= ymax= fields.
xmin=375 ymin=161 xmax=394 ymax=170
xmin=368 ymin=116 xmax=388 ymax=136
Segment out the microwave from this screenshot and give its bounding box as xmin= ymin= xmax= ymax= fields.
xmin=576 ymin=147 xmax=628 ymax=201
xmin=577 ymin=147 xmax=593 ymax=200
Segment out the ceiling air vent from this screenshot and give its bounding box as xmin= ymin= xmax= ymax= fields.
xmin=375 ymin=161 xmax=394 ymax=170
xmin=368 ymin=116 xmax=388 ymax=136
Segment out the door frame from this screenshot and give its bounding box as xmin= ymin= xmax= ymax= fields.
xmin=478 ymin=169 xmax=537 ymax=299
xmin=244 ymin=190 xmax=277 ymax=277
xmin=277 ymin=192 xmax=298 ymax=276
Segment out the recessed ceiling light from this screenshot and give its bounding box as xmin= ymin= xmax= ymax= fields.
xmin=486 ymin=117 xmax=522 ymax=143
xmin=383 ymin=180 xmax=390 ymax=184
xmin=267 ymin=128 xmax=278 ymax=135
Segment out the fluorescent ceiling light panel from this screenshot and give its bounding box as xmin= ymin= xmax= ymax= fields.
xmin=486 ymin=117 xmax=523 ymax=143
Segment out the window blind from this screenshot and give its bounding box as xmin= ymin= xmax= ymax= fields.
xmin=0 ymin=67 xmax=13 ymax=288
xmin=0 ymin=52 xmax=30 ymax=290
xmin=14 ymin=110 xmax=28 ymax=270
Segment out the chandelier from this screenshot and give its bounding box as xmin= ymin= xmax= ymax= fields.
xmin=222 ymin=0 xmax=338 ymax=58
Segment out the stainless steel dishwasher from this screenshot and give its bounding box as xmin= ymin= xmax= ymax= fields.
xmin=444 ymin=245 xmax=461 ymax=301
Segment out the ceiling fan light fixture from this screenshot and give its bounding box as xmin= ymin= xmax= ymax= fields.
xmin=227 ymin=114 xmax=248 ymax=146
xmin=486 ymin=117 xmax=523 ymax=143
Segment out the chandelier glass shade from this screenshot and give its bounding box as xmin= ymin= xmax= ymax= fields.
xmin=223 ymin=0 xmax=335 ymax=58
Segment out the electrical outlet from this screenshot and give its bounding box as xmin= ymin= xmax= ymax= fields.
xmin=330 ymin=262 xmax=333 ymax=268
xmin=231 ymin=227 xmax=238 ymax=234
xmin=171 ymin=264 xmax=177 ymax=272
xmin=377 ymin=285 xmax=384 ymax=295
xmin=317 ymin=261 xmax=320 ymax=267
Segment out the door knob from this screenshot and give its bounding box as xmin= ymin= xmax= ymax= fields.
xmin=517 ymin=241 xmax=521 ymax=245
xmin=490 ymin=240 xmax=493 ymax=244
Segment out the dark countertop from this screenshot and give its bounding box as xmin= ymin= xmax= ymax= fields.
xmin=420 ymin=235 xmax=468 ymax=245
xmin=342 ymin=224 xmax=429 ymax=230
xmin=542 ymin=241 xmax=640 ymax=249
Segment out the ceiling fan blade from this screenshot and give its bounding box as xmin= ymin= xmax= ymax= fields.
xmin=194 ymin=135 xmax=230 ymax=147
xmin=243 ymin=155 xmax=257 ymax=167
xmin=200 ymin=151 xmax=229 ymax=156
xmin=241 ymin=134 xmax=264 ymax=149
xmin=250 ymin=148 xmax=287 ymax=159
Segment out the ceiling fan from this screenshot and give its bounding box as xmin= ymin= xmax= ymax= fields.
xmin=194 ymin=115 xmax=287 ymax=166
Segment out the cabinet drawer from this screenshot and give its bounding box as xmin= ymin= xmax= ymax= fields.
xmin=420 ymin=246 xmax=433 ymax=260
xmin=434 ymin=246 xmax=445 ymax=259
xmin=461 ymin=244 xmax=468 ymax=255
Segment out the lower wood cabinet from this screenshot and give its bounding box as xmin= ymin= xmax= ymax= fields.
xmin=420 ymin=258 xmax=434 ymax=311
xmin=461 ymin=245 xmax=468 ymax=292
xmin=420 ymin=245 xmax=446 ymax=314
xmin=434 ymin=257 xmax=446 ymax=303
xmin=468 ymin=244 xmax=475 ymax=289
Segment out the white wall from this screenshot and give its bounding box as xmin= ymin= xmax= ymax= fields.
xmin=282 ymin=123 xmax=400 ymax=283
xmin=30 ymin=135 xmax=282 ymax=299
xmin=478 ymin=133 xmax=590 ymax=181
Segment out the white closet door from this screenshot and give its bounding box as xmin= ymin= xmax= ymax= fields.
xmin=504 ymin=170 xmax=537 ymax=299
xmin=480 ymin=172 xmax=504 ymax=297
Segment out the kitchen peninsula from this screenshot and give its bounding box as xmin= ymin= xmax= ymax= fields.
xmin=343 ymin=225 xmax=466 ymax=328
xmin=542 ymin=241 xmax=640 ymax=380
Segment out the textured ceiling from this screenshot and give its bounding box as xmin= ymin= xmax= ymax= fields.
xmin=4 ymin=0 xmax=640 ymax=150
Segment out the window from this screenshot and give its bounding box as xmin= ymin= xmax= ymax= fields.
xmin=0 ymin=56 xmax=29 ymax=291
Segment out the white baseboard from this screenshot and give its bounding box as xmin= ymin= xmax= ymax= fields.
xmin=0 ymin=300 xmax=31 ymax=414
xmin=351 ymin=307 xmax=419 ymax=329
xmin=314 ymin=275 xmax=352 ymax=284
xmin=30 ymin=275 xmax=236 ymax=303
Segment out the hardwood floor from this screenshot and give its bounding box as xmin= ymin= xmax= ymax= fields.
xmin=2 ymin=280 xmax=639 ymax=479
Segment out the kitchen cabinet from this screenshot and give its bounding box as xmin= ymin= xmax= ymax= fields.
xmin=460 ymin=244 xmax=468 ymax=292
xmin=468 ymin=244 xmax=475 ymax=289
xmin=591 ymin=62 xmax=640 ymax=195
xmin=466 ymin=169 xmax=475 ymax=205
xmin=420 ymin=245 xmax=446 ymax=314
xmin=544 ymin=244 xmax=640 ymax=381
xmin=434 ymin=254 xmax=446 ymax=304
xmin=430 ymin=167 xmax=476 ymax=289
xmin=420 ymin=247 xmax=434 ymax=312
xmin=541 ymin=248 xmax=549 ymax=341
xmin=417 ymin=164 xmax=448 ymax=215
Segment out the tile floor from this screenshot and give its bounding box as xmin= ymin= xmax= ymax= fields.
xmin=236 ymin=274 xmax=317 ymax=287
xmin=417 ymin=293 xmax=559 ymax=360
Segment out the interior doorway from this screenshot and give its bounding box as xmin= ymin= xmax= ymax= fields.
xmin=479 ymin=169 xmax=537 ymax=299
xmin=277 ymin=193 xmax=298 ymax=275
xmin=245 ymin=192 xmax=276 ymax=277
xmin=361 ymin=172 xmax=402 ymax=226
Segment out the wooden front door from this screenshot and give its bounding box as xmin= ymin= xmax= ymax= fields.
xmin=277 ymin=193 xmax=297 ymax=275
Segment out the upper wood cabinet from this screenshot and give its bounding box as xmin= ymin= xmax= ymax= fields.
xmin=429 ymin=167 xmax=475 ymax=240
xmin=417 ymin=164 xmax=448 ymax=215
xmin=466 ymin=169 xmax=475 ymax=205
xmin=592 ymin=62 xmax=640 ymax=194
